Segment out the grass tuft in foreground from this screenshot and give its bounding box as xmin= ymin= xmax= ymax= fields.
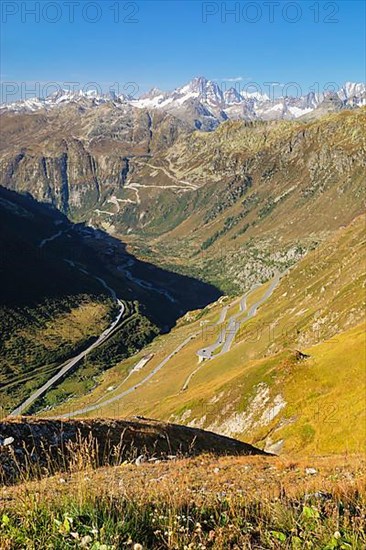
xmin=1 ymin=454 xmax=365 ymax=549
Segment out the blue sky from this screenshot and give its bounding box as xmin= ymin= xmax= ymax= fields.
xmin=1 ymin=0 xmax=365 ymax=101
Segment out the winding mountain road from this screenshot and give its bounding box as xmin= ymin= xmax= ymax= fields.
xmin=195 ymin=305 xmax=230 ymax=362
xmin=57 ymin=300 xmax=231 ymax=416
xmin=9 ymin=298 xmax=125 ymax=417
xmin=134 ymin=158 xmax=198 ymax=190
xmin=56 ymin=333 xmax=197 ymax=419
xmin=39 ymin=230 xmax=64 ymax=248
xmin=56 ymin=274 xmax=283 ymax=416
xmin=117 ymin=257 xmax=178 ymax=304
xmin=10 ymin=226 xmax=184 ymax=416
xmin=8 ymin=234 xmax=125 ymax=417
xmin=12 ymin=225 xmax=284 ymax=419
xmin=197 ymin=272 xmax=281 ymax=361
xmin=180 ymin=305 xmax=229 ymax=391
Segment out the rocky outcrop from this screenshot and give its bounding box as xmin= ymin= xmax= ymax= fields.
xmin=0 ymin=417 xmax=269 ymax=484
xmin=0 ymin=104 xmax=190 ymax=216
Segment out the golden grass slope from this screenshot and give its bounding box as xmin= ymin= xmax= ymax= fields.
xmin=2 ymin=453 xmax=365 ymax=549
xmin=48 ymin=215 xmax=365 ymax=455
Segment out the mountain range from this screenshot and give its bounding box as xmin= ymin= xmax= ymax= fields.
xmin=2 ymin=77 xmax=366 ymax=129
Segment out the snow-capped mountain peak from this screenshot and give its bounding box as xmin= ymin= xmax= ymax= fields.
xmin=171 ymin=76 xmax=224 ymax=106
xmin=139 ymin=87 xmax=165 ymax=100
xmin=223 ymin=87 xmax=243 ymax=104
xmin=337 ymin=82 xmax=366 ymax=106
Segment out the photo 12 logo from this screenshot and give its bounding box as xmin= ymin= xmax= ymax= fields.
xmin=0 ymin=80 xmax=140 ymax=103
xmin=201 ymin=2 xmax=340 ymax=24
xmin=1 ymin=1 xmax=140 ymax=24
xmin=215 ymin=80 xmax=342 ymax=101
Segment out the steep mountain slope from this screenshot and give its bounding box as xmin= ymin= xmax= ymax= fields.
xmin=0 ymin=103 xmax=190 ymax=218
xmin=48 ymin=215 xmax=366 ymax=455
xmin=0 ymin=188 xmax=156 ymax=415
xmin=111 ymin=108 xmax=365 ymax=293
xmin=1 ymin=108 xmax=364 ymax=298
xmin=0 ymin=188 xmax=219 ymax=415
